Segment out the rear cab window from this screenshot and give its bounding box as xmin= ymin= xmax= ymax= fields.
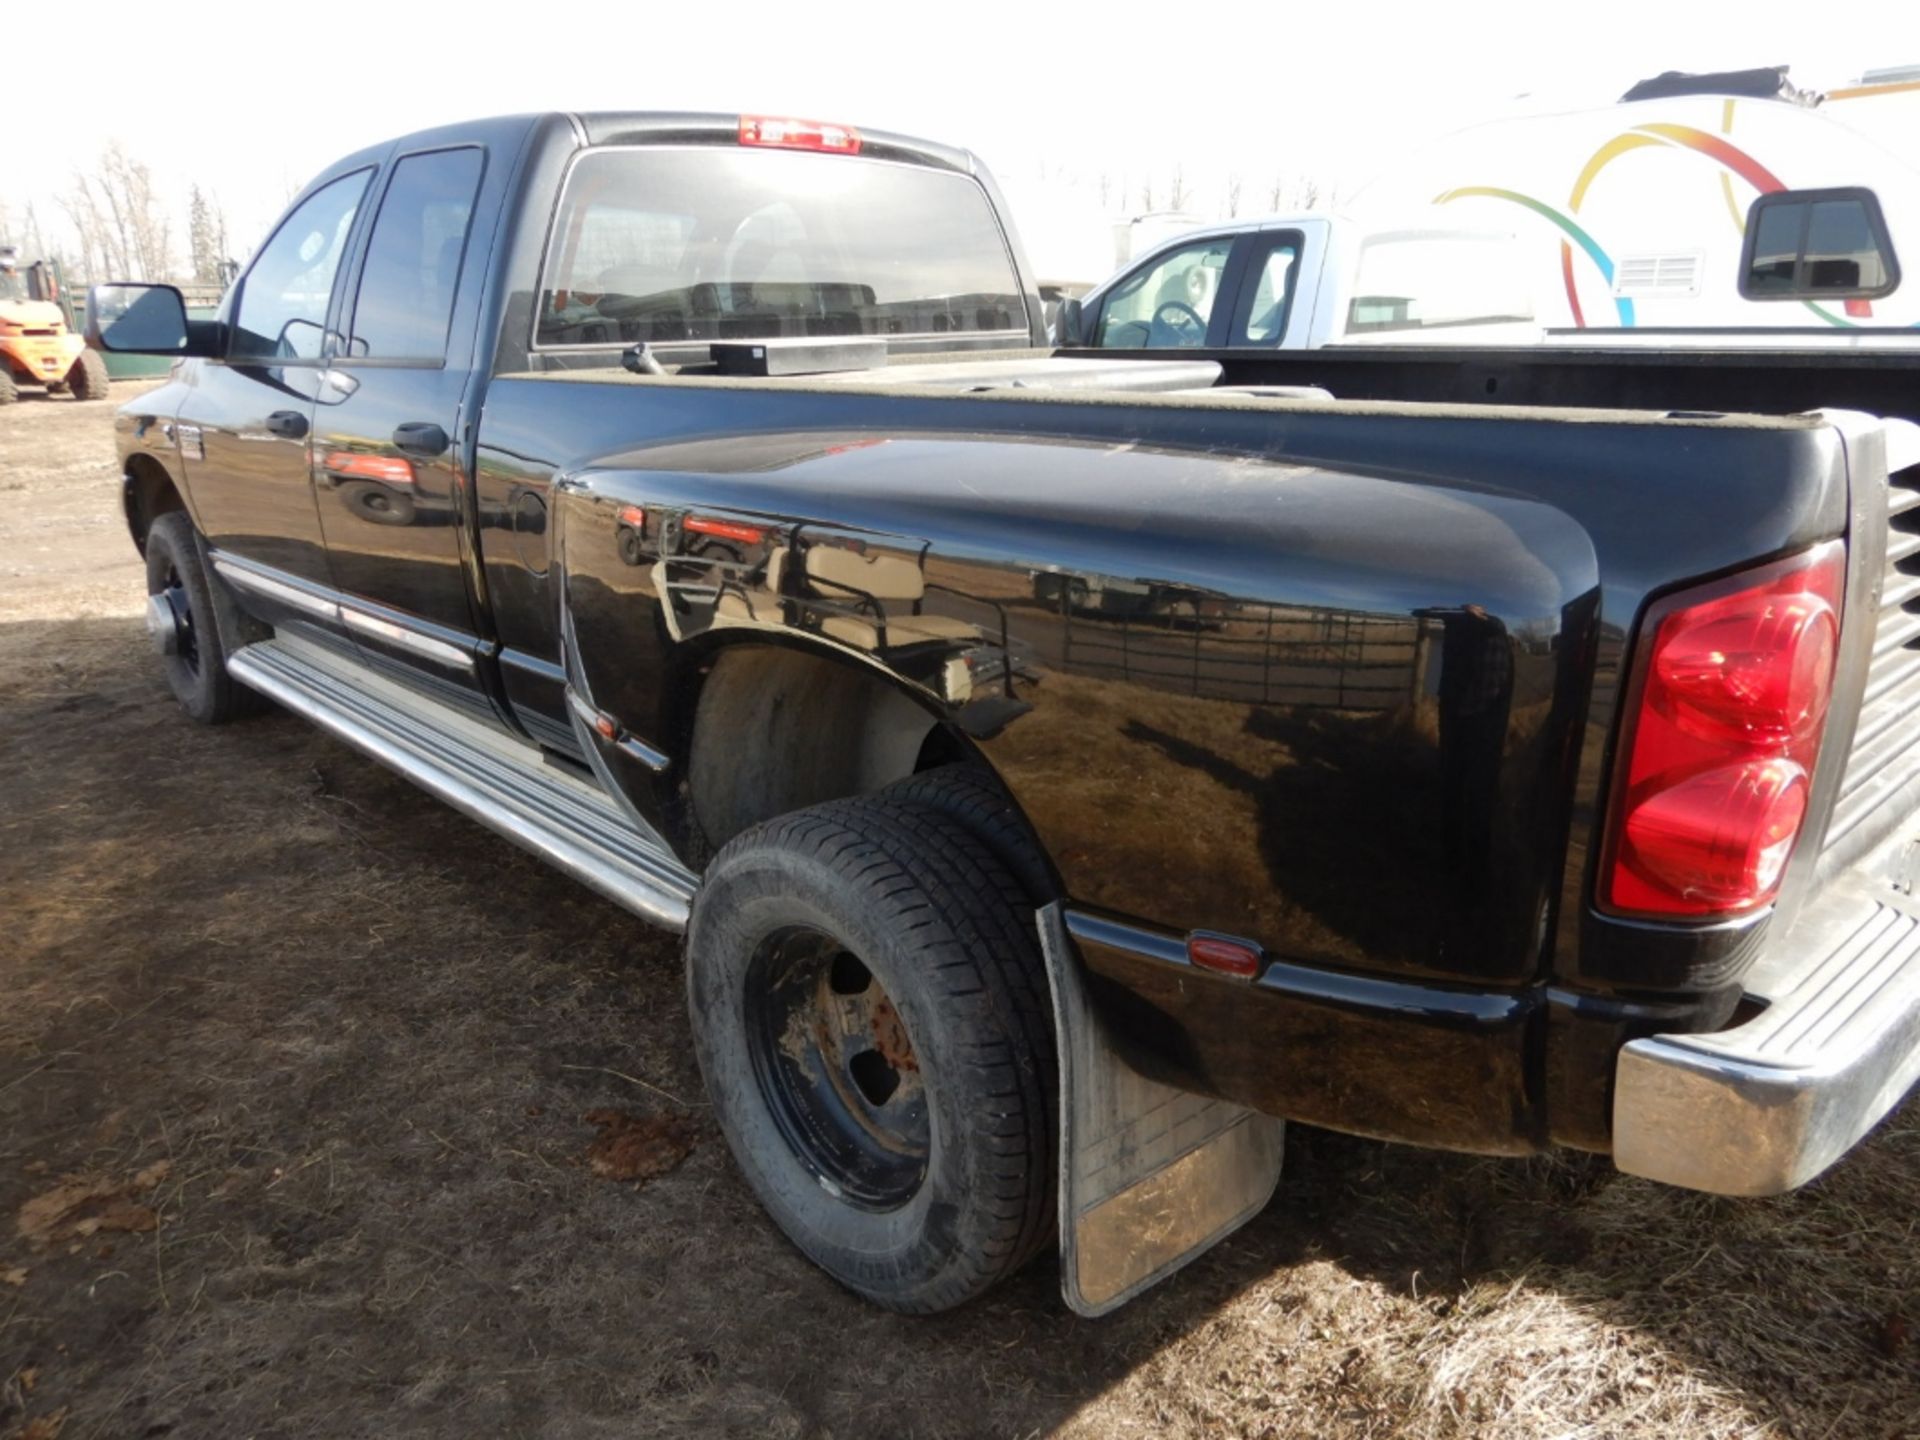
xmin=1233 ymin=235 xmax=1303 ymax=345
xmin=536 ymin=148 xmax=1027 ymax=350
xmin=1740 ymin=187 xmax=1900 ymax=300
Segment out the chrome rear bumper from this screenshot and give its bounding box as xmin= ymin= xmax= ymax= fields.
xmin=1613 ymin=849 xmax=1920 ymax=1196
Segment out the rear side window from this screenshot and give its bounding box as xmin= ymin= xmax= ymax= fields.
xmin=1740 ymin=188 xmax=1899 ymax=300
xmin=348 ymin=147 xmax=485 ymax=360
xmin=1234 ymin=237 xmax=1302 ymax=344
xmin=231 ymin=170 xmax=370 ymax=360
xmin=537 ymin=148 xmax=1026 ymax=347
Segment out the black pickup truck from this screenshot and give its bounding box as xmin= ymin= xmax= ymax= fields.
xmin=91 ymin=111 xmax=1920 ymax=1318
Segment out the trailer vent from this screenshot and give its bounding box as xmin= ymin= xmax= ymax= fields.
xmin=1612 ymin=253 xmax=1703 ymax=299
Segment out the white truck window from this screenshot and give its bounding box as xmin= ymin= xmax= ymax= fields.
xmin=1344 ymin=234 xmax=1532 ymax=336
xmin=1094 ymin=237 xmax=1233 ymax=348
xmin=1238 ymin=242 xmax=1301 ymax=344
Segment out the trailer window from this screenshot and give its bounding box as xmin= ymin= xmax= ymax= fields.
xmin=536 ymin=148 xmax=1027 ymax=348
xmin=1740 ymin=188 xmax=1899 ymax=300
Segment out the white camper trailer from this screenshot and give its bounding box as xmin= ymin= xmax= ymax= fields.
xmin=1350 ymin=65 xmax=1920 ymax=336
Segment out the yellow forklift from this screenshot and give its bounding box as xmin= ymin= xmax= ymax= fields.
xmin=0 ymin=246 xmax=111 ymax=404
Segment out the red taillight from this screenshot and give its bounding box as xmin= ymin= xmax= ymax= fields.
xmin=1600 ymin=542 xmax=1844 ymax=919
xmin=738 ymin=114 xmax=861 ymax=154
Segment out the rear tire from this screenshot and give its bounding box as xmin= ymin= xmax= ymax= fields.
xmin=145 ymin=512 xmax=263 ymax=724
xmin=686 ymin=796 xmax=1057 ymax=1313
xmin=67 ymin=348 xmax=111 ymax=401
xmin=0 ymin=370 xmax=17 ymax=406
xmin=877 ymin=763 xmax=1057 ymax=906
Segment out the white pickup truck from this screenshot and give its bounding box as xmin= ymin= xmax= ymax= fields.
xmin=1057 ymin=214 xmax=1539 ymax=350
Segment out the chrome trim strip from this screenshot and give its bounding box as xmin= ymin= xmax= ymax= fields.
xmin=226 ymin=638 xmax=696 ymax=931
xmin=501 ymin=647 xmax=568 ymax=683
xmin=1065 ymin=907 xmax=1530 ymax=1026
xmin=564 ymin=686 xmax=604 ymax=731
xmin=341 ymin=607 xmax=474 ymax=670
xmin=561 ymin=685 xmax=669 ymax=772
xmin=213 ymin=551 xmax=478 ymax=671
xmin=616 ymin=735 xmax=671 ymax=773
xmin=212 ymin=557 xmax=342 ymax=624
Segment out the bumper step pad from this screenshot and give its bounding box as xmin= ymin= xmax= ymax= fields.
xmin=1614 ymin=863 xmax=1920 ymax=1196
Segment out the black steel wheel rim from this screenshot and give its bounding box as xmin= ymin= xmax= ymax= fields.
xmin=160 ymin=560 xmax=199 ymax=676
xmin=744 ymin=926 xmax=930 ymax=1209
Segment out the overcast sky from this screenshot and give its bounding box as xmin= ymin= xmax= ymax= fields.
xmin=6 ymin=0 xmax=1913 ymax=265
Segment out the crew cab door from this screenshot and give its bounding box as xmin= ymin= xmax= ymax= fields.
xmin=311 ymin=143 xmax=495 ymax=713
xmin=173 ymin=168 xmax=372 ymax=620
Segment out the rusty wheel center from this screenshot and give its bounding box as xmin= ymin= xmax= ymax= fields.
xmin=746 ymin=928 xmax=929 ymax=1209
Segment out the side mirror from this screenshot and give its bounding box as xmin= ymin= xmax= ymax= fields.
xmin=1056 ymin=296 xmax=1086 ymax=347
xmin=87 ymin=283 xmax=218 ymax=357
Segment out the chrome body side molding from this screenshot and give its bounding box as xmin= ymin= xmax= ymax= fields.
xmin=226 ymin=635 xmax=698 ymax=930
xmin=213 ymin=555 xmax=342 ymax=625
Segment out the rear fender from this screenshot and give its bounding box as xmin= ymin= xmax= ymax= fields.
xmin=548 ymin=421 xmax=1604 ymax=997
xmin=552 ymin=468 xmax=1001 ymax=858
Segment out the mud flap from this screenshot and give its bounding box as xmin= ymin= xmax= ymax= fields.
xmin=1037 ymin=904 xmax=1285 ymax=1316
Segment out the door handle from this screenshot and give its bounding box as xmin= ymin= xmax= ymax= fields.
xmin=265 ymin=410 xmax=309 ymax=440
xmin=393 ymin=422 xmax=450 ymax=459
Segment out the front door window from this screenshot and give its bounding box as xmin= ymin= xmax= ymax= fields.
xmin=1095 ymin=237 xmax=1234 ymax=347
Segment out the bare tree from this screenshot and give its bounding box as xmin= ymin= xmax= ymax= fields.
xmin=1267 ymin=173 xmax=1288 ymax=212
xmin=1167 ymin=164 xmax=1189 ymax=212
xmin=63 ymin=143 xmax=174 ymax=282
xmin=23 ymin=203 xmax=49 ymax=262
xmin=1225 ymin=172 xmax=1243 ymax=218
xmin=1096 ymin=170 xmax=1113 ymax=209
xmin=1138 ymin=174 xmax=1156 ymax=212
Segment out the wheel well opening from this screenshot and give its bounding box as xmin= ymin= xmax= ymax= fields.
xmin=125 ymin=455 xmax=186 ymax=554
xmin=686 ymin=644 xmax=957 ymax=853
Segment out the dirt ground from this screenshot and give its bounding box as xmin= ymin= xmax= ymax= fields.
xmin=2 ymin=384 xmax=1917 ymax=1440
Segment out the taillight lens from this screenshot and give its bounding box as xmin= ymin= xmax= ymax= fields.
xmin=1600 ymin=542 xmax=1844 ymax=919
xmin=738 ymin=115 xmax=861 ymax=154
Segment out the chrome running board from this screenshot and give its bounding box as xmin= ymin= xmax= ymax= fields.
xmin=227 ymin=635 xmax=699 ymax=930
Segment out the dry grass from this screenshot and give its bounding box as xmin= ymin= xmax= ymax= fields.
xmin=2 ymin=387 xmax=1917 ymax=1439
